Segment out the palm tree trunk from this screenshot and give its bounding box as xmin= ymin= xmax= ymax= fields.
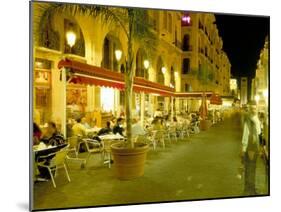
xmin=125 ymin=9 xmax=134 ymax=148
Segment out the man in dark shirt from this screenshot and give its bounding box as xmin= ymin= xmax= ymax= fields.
xmin=113 ymin=118 xmax=124 ymax=136
xmin=41 ymin=122 xmax=65 ymax=146
xmin=97 ymin=121 xmax=112 ymax=136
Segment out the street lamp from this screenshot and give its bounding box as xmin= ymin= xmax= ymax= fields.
xmin=115 ymin=50 xmax=122 ymax=62
xmin=66 ymin=30 xmax=76 ymax=48
xmin=143 ymin=60 xmax=150 ymax=69
xmin=161 ymin=67 xmax=166 ymax=75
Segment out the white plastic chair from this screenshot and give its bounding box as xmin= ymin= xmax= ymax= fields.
xmin=81 ymin=138 xmax=103 ymax=166
xmin=37 ymin=149 xmax=71 ymax=188
xmin=66 ymin=136 xmax=86 ymax=168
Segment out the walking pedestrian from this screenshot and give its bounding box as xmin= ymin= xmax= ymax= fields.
xmin=241 ymin=102 xmax=261 ymax=195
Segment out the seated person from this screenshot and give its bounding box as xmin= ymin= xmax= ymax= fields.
xmin=33 ymin=122 xmax=42 ymax=145
xmin=81 ymin=117 xmax=91 ymax=129
xmin=113 ymin=118 xmax=124 ymax=136
xmin=72 ymin=118 xmax=87 ymax=137
xmin=154 ymin=108 xmax=163 ymax=118
xmin=132 ymin=118 xmax=146 ymax=136
xmin=97 ymin=121 xmax=112 ymax=136
xmin=41 ymin=122 xmax=65 ymax=146
xmin=152 ymin=118 xmax=164 ymax=131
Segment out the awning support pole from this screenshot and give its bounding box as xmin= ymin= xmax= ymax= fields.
xmin=171 ymin=96 xmax=174 ymax=122
xmin=140 ymin=92 xmax=145 ymax=127
xmin=61 ymin=67 xmax=67 ymax=137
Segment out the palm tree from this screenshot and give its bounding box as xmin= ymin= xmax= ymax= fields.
xmin=35 ymin=2 xmax=157 ymax=148
xmin=197 ymin=64 xmax=209 ymax=120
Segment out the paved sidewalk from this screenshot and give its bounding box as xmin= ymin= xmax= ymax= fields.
xmin=33 ymin=117 xmax=268 ymax=210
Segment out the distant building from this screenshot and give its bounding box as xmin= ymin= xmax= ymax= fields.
xmin=230 ymin=78 xmax=238 ymax=97
xmin=253 ymin=36 xmax=269 ymax=112
xmin=180 ymin=13 xmax=231 ymax=96
xmin=240 ymin=77 xmax=248 ymax=105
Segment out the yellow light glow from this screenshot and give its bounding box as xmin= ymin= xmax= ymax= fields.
xmin=115 ymin=50 xmax=122 ymax=61
xmin=35 ymin=61 xmax=42 ymax=68
xmin=255 ymin=95 xmax=260 ymax=102
xmin=161 ymin=67 xmax=166 ymax=74
xmin=263 ymin=89 xmax=268 ymax=98
xmin=101 ymin=87 xmax=114 ymax=112
xmin=143 ymin=60 xmax=149 ymax=69
xmin=170 ymin=83 xmax=174 ymax=88
xmin=174 ymin=71 xmax=179 ymax=78
xmin=66 ymin=31 xmax=76 ymax=48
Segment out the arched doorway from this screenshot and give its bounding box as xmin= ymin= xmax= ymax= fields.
xmin=101 ymin=33 xmax=123 ymax=72
xmin=156 ymin=56 xmax=165 ymax=85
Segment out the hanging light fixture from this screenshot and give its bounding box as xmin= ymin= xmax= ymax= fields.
xmin=143 ymin=60 xmax=150 ymax=69
xmin=115 ymin=50 xmax=122 ymax=61
xmin=66 ymin=30 xmax=76 ymax=48
xmin=161 ymin=67 xmax=166 ymax=74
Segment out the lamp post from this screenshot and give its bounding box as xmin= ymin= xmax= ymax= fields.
xmin=114 ymin=49 xmax=122 ymax=116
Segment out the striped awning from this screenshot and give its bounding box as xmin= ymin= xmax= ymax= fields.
xmin=58 ymin=59 xmax=175 ymax=96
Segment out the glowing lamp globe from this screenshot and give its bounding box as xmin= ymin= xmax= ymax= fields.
xmin=66 ymin=31 xmax=76 ymax=48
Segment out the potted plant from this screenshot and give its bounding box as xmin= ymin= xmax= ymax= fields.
xmin=198 ymin=64 xmax=212 ymax=130
xmin=39 ymin=4 xmax=156 ymax=179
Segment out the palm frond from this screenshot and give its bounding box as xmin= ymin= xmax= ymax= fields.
xmin=131 ymin=9 xmax=158 ymax=59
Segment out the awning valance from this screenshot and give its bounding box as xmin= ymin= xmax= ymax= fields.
xmin=174 ymin=91 xmax=213 ymax=98
xmin=210 ymin=93 xmax=222 ymax=105
xmin=58 ymin=59 xmax=174 ymax=96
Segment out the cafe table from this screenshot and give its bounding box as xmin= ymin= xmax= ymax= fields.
xmin=32 ymin=143 xmax=68 ymax=181
xmin=85 ymin=127 xmax=101 ymax=136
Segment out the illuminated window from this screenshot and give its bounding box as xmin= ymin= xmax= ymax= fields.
xmin=101 ymin=87 xmax=115 ymax=112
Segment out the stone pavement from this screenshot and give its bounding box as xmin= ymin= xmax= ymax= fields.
xmin=33 ymin=117 xmax=268 ymax=210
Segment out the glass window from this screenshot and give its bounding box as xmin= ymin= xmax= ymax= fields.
xmin=182 ymin=58 xmax=190 ymax=74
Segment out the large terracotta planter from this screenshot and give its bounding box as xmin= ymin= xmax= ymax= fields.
xmin=111 ymin=142 xmax=149 ymax=180
xmin=200 ymin=119 xmax=212 ymax=131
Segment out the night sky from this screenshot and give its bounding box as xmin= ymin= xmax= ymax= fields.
xmin=215 ymin=14 xmax=269 ymax=79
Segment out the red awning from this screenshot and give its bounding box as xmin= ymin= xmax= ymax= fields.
xmin=174 ymin=91 xmax=213 ymax=98
xmin=58 ymin=59 xmax=174 ymax=96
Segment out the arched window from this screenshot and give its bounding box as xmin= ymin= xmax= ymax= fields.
xmin=163 ymin=11 xmax=168 ymax=30
xmin=157 ymin=57 xmax=165 ymax=84
xmin=135 ymin=49 xmax=148 ymax=79
xmin=182 ymin=34 xmax=190 ymax=51
xmin=101 ymin=34 xmax=123 ymax=71
xmin=182 ymin=58 xmax=190 ymax=74
xmin=39 ymin=13 xmax=60 ymax=51
xmin=170 ymin=66 xmax=175 ymax=86
xmin=153 ymin=11 xmax=160 ymax=32
xmin=168 ymin=13 xmax=172 ymax=33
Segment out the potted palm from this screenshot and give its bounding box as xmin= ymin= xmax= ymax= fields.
xmin=38 ymin=3 xmax=157 ymax=179
xmin=198 ymin=64 xmax=212 ymax=130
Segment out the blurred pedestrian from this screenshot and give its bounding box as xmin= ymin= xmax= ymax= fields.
xmin=241 ymin=102 xmax=261 ymax=195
